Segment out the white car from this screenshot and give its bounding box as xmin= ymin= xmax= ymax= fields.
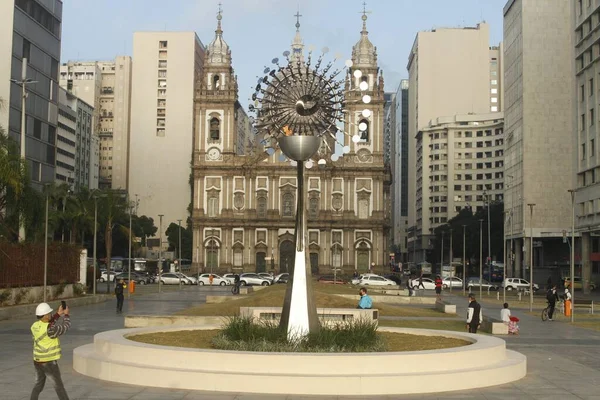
xmin=223 ymin=274 xmax=237 ymax=284
xmin=198 ymin=273 xmax=229 ymax=286
xmin=502 ymin=278 xmax=539 ymax=292
xmin=258 ymin=273 xmax=274 ymax=282
xmin=356 ymin=274 xmax=396 ymax=286
xmin=351 ymin=273 xmax=380 ymax=285
xmin=159 ymin=272 xmax=190 ymax=285
xmin=239 ymin=273 xmax=271 ymax=286
xmin=442 ymin=277 xmax=463 ymax=289
xmin=99 ymin=270 xmax=120 ymax=282
xmin=183 ymin=274 xmax=198 ymax=285
xmin=409 ymin=278 xmax=436 ymax=290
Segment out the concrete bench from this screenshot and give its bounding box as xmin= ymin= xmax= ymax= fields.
xmin=124 ymin=315 xmax=226 ymax=328
xmin=370 ymin=288 xmax=409 ymax=296
xmin=205 ymin=295 xmax=247 ymax=304
xmin=574 ymin=300 xmax=594 ymax=314
xmin=333 ymin=294 xmax=436 ymax=305
xmin=435 ymin=300 xmax=457 ymax=314
xmin=239 ymin=307 xmax=379 ymax=326
xmin=481 ymin=316 xmax=508 ymax=335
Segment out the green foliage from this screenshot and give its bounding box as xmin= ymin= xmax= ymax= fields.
xmin=53 ymin=281 xmax=67 ymax=299
xmin=0 ymin=290 xmax=12 ymax=306
xmin=165 ymin=222 xmax=192 ymax=259
xmin=213 ymin=316 xmax=384 ymax=352
xmin=132 ymin=215 xmax=157 ymax=246
xmin=13 ymin=288 xmax=29 ymax=305
xmin=73 ymin=283 xmax=85 ymax=296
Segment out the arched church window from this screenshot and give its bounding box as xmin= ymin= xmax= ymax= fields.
xmin=257 ymin=195 xmax=267 ymax=218
xmin=282 ymin=193 xmax=294 ymax=217
xmin=210 ymin=117 xmax=220 ymax=141
xmin=359 ymin=119 xmax=369 ymax=142
xmin=309 ymin=196 xmax=319 ymax=218
xmin=358 ymin=198 xmax=369 ymax=219
xmin=213 ymin=75 xmax=220 ymax=89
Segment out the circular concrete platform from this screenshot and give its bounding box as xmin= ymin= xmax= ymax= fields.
xmin=73 ymin=325 xmax=526 ymax=396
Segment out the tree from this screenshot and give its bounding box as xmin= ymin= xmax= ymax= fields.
xmin=98 ymin=190 xmax=129 ymax=270
xmin=132 ymin=215 xmax=157 ymax=246
xmin=0 ymin=125 xmax=29 ymax=239
xmin=165 ymin=221 xmax=192 ymax=260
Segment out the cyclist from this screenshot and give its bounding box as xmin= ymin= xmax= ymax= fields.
xmin=546 ymin=285 xmax=559 ymax=321
xmin=232 ymin=274 xmax=241 ymax=295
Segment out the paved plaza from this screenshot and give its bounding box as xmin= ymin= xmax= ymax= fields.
xmin=1 ymin=287 xmax=600 ymax=399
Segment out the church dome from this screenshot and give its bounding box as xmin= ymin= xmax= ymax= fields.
xmin=207 ymin=10 xmax=230 ymax=65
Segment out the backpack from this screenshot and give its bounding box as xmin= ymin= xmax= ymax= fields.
xmin=546 ymin=289 xmax=554 ymax=302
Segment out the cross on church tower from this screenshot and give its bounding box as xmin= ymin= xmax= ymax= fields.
xmin=294 ymin=9 xmax=302 ymax=31
xmin=360 ymin=2 xmax=372 ymax=18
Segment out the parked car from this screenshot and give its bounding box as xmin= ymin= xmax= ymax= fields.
xmin=223 ymin=274 xmax=237 ymax=284
xmin=159 ymin=272 xmax=191 ymax=285
xmin=273 ymin=273 xmax=289 ymax=284
xmin=197 ymin=273 xmax=229 ymax=286
xmin=466 ymin=277 xmax=499 ymax=291
xmin=409 ymin=277 xmax=436 ymax=290
xmin=384 ymin=274 xmax=402 ymax=286
xmin=351 ymin=273 xmax=380 ymax=285
xmin=258 ymin=273 xmax=274 ymax=283
xmin=113 ymin=272 xmax=149 ymax=285
xmin=442 ymin=277 xmax=463 ymax=289
xmin=502 ymin=278 xmax=539 ymax=292
xmin=99 ymin=271 xmax=119 ymax=282
xmin=239 ymin=273 xmax=271 ymax=286
xmin=356 ymin=274 xmax=396 ymax=286
xmin=182 ymin=274 xmax=198 ymax=285
xmin=317 ymin=275 xmax=347 ymax=284
xmin=563 ymin=276 xmax=596 ymax=291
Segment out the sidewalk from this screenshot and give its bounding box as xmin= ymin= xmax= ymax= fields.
xmin=1 ymin=287 xmax=600 ymax=399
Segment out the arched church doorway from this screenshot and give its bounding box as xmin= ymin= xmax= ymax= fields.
xmin=279 ymin=240 xmax=295 ymax=273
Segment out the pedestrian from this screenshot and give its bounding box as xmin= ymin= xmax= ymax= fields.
xmin=30 ymin=302 xmax=71 ymax=400
xmin=407 ymin=276 xmax=414 ymax=297
xmin=546 ymin=284 xmax=559 ymax=321
xmin=357 ymin=287 xmax=373 ymax=309
xmin=435 ymin=274 xmax=443 ymax=300
xmin=233 ymin=274 xmax=241 ymax=295
xmin=209 ymin=274 xmax=214 ymax=286
xmin=501 ymin=302 xmax=519 ymax=335
xmin=417 ymin=273 xmax=425 ymax=290
xmin=370 ymin=262 xmax=375 ymax=273
xmin=114 ymin=278 xmax=126 ymax=314
xmin=353 ymin=270 xmax=358 ymax=279
xmin=466 ymin=293 xmax=483 ymax=333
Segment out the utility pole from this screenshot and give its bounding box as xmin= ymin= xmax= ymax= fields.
xmin=177 ymin=219 xmax=182 ymax=290
xmin=128 ymin=200 xmax=133 ymax=299
xmin=527 ymin=203 xmax=536 ymax=312
xmin=449 ymin=228 xmax=453 ymax=293
xmin=503 ymin=210 xmax=508 ymax=304
xmin=11 ymin=58 xmax=37 ymax=242
xmin=462 ymin=225 xmax=466 ymax=294
xmin=568 ymin=189 xmax=576 ymax=323
xmin=479 ymin=219 xmax=483 ymax=299
xmin=158 ymin=214 xmax=164 ymax=294
xmin=93 ymin=195 xmax=98 ymax=295
xmin=43 ymin=187 xmax=49 ymax=302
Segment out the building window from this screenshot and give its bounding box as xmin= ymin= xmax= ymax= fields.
xmin=257 ymin=195 xmax=267 ymax=218
xmin=581 ymin=113 xmax=586 ymax=130
xmin=358 ymin=198 xmax=369 ymax=219
xmin=581 ymin=85 xmax=585 ymax=102
xmin=491 ymin=80 xmax=497 ymax=85
xmin=213 ymin=75 xmax=220 ymax=89
xmin=491 ymin=106 xmax=498 ymax=112
xmin=209 ymin=117 xmax=220 ymax=141
xmin=233 ymin=248 xmax=243 ymax=267
xmin=359 ymin=119 xmax=369 ymax=141
xmin=491 ymin=88 xmax=497 ymax=94
xmin=309 ymin=196 xmax=319 ymax=218
xmin=159 ymin=41 xmax=168 ymax=49
xmin=208 ymin=195 xmax=219 ymax=217
xmin=591 ymin=109 xmax=595 ymax=126
xmin=591 ymin=79 xmax=595 ymax=96
xmin=592 ymin=139 xmax=596 ymax=156
xmin=582 ymin=143 xmax=587 ymax=160
xmin=282 ymin=193 xmax=294 ymax=217
xmin=491 ymin=97 xmax=498 ymax=103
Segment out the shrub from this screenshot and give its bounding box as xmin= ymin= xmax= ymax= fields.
xmin=213 ymin=316 xmax=384 ymax=352
xmin=53 ymin=281 xmax=67 ymax=299
xmin=14 ymin=288 xmax=29 ymax=305
xmin=73 ymin=283 xmax=85 ymax=296
xmin=0 ymin=290 xmax=12 ymax=306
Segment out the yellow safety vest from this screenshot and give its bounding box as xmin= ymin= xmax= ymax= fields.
xmin=31 ymin=320 xmax=61 ymax=362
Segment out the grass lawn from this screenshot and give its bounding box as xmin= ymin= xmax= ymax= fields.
xmin=176 ymin=284 xmax=447 ymax=318
xmin=127 ymin=329 xmax=470 ymax=352
xmin=379 ymin=319 xmax=468 ymax=332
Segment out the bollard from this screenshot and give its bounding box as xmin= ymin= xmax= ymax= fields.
xmin=518 ymin=292 xmax=522 ymax=301
xmin=129 ymin=280 xmax=136 ymax=294
xmin=496 ymin=291 xmax=499 ymax=301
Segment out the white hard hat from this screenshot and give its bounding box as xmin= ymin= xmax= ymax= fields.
xmin=35 ymin=303 xmax=53 ymax=316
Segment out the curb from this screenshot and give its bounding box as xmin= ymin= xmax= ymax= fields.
xmin=0 ymin=294 xmax=113 ymax=321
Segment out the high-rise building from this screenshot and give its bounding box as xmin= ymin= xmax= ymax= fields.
xmin=0 ymin=0 xmax=63 ymax=190
xmin=503 ymin=0 xmax=574 ymax=279
xmin=191 ymin=10 xmax=390 ymax=274
xmin=129 ymin=32 xmax=205 ymax=227
xmin=59 ymin=57 xmax=132 ymax=190
xmin=407 ymin=22 xmax=501 ymax=263
xmin=573 ymin=0 xmax=600 ymax=289
xmin=393 ymin=80 xmax=409 ymax=263
xmin=57 ymin=87 xmax=95 ymax=190
xmin=415 ymin=113 xmax=504 ymax=258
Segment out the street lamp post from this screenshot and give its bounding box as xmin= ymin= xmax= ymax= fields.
xmin=449 ymin=228 xmax=453 ymax=293
xmin=43 ymin=187 xmax=49 ymax=302
xmin=11 ymin=57 xmax=38 ymax=242
xmin=158 ymin=214 xmax=164 ymax=294
xmin=483 ymin=190 xmax=492 ymax=280
xmin=93 ymin=195 xmax=98 ymax=295
xmin=479 ymin=219 xmax=483 ymax=298
xmin=177 ymin=219 xmax=182 ymax=290
xmin=527 ymin=203 xmax=536 ymax=312
xmin=463 ymin=225 xmax=466 ymax=294
xmin=503 ymin=211 xmax=508 ymax=303
xmin=571 ymin=197 xmax=576 ymax=321
xmin=127 ymin=201 xmax=133 ymax=299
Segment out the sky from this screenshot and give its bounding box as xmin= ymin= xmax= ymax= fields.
xmin=61 ymin=0 xmax=507 ymax=108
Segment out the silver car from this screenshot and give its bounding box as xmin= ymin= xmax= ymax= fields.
xmin=239 ymin=273 xmax=271 ymax=286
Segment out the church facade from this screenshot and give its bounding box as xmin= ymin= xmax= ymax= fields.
xmin=191 ymin=10 xmax=391 ymax=276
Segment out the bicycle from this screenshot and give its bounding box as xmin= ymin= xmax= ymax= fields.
xmin=541 ymin=301 xmax=563 ymax=321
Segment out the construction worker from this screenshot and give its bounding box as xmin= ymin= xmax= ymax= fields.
xmin=30 ymin=302 xmax=71 ymax=400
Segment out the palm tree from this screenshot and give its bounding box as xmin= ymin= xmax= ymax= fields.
xmin=68 ymin=188 xmax=95 ymax=245
xmin=0 ymin=125 xmax=28 ymax=239
xmin=98 ymin=190 xmax=128 ymax=274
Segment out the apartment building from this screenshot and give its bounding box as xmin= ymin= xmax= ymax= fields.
xmin=59 ymin=57 xmax=132 ymax=190
xmin=503 ymin=0 xmax=574 ymax=279
xmin=393 ymin=80 xmax=409 ymax=262
xmin=415 ymin=114 xmax=504 ymax=253
xmin=574 ymin=0 xmax=600 ymax=289
xmin=129 ymin=32 xmax=205 ymax=227
xmin=0 ymin=0 xmax=63 ymax=192
xmin=407 ymin=22 xmax=502 ymax=263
